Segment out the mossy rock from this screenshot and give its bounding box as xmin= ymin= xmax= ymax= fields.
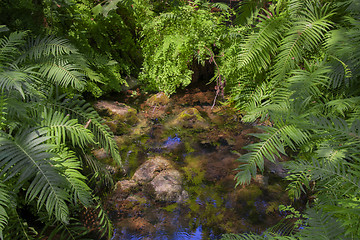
xmin=167 ymin=107 xmax=209 ymax=129
xmin=145 ymin=92 xmax=170 ymax=106
xmin=94 ymin=100 xmax=139 ymax=126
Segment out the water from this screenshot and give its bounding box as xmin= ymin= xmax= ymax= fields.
xmin=105 ymin=89 xmax=291 ymax=240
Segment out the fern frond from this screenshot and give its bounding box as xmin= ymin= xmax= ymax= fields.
xmin=52 ymin=149 xmax=93 ymax=207
xmin=238 ymin=10 xmax=289 ymax=74
xmin=0 ymin=183 xmax=10 ymax=239
xmin=287 ymin=63 xmax=330 ymax=99
xmin=285 ymin=170 xmax=311 ymax=201
xmin=272 ymin=1 xmax=333 ymax=81
xmin=0 ymin=31 xmax=27 ymax=63
xmin=94 ymin=199 xmax=113 ymax=239
xmin=0 ymin=129 xmax=70 ymax=223
xmin=41 ymin=108 xmax=95 ymax=149
xmin=47 ymin=94 xmax=122 ymax=166
xmin=42 ymin=218 xmax=91 ymax=240
xmin=295 ymin=208 xmax=346 ymax=239
xmin=18 ymin=36 xmax=78 ymax=63
xmin=235 ymin=124 xmax=308 ymax=185
xmin=39 ymin=60 xmax=86 ymax=91
xmin=0 ymin=64 xmax=36 ymax=98
xmin=2 ymin=208 xmax=38 ymax=240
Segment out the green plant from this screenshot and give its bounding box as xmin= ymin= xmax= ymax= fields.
xmin=0 ymin=31 xmax=121 ymax=239
xmin=139 ymin=0 xmax=229 ymax=95
xmin=223 ymin=0 xmax=360 ymax=238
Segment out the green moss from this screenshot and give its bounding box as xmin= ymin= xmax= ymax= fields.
xmin=237 ymin=185 xmax=263 ymax=205
xmin=146 ymin=92 xmax=170 ymax=106
xmin=162 ymin=203 xmax=179 ymax=212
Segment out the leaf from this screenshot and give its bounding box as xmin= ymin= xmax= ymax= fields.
xmin=0 ymin=129 xmax=70 ymax=223
xmin=41 ymin=108 xmax=95 ymax=149
xmin=0 ymin=183 xmax=10 ymax=239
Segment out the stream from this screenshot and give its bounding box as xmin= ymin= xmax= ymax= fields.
xmin=93 ymin=87 xmax=291 ymax=239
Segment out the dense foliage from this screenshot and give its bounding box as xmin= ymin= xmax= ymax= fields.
xmin=0 ymin=32 xmax=119 ymax=239
xmin=1 ymin=0 xmax=360 ymax=239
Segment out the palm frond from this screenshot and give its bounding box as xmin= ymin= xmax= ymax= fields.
xmin=0 ymin=129 xmax=70 ymax=223
xmin=41 ymin=108 xmax=95 ymax=149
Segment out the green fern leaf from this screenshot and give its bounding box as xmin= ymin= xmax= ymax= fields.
xmin=47 ymin=94 xmax=122 ymax=166
xmin=296 ymin=208 xmax=346 ymax=239
xmin=0 ymin=129 xmax=70 ymax=223
xmin=52 ymin=149 xmax=93 ymax=207
xmin=18 ymin=36 xmax=78 ymax=62
xmin=41 ymin=108 xmax=95 ymax=149
xmin=39 ymin=60 xmax=86 ymax=91
xmin=272 ymin=1 xmax=333 ymax=81
xmin=235 ymin=124 xmax=308 ymax=185
xmin=0 ymin=183 xmax=10 ymax=239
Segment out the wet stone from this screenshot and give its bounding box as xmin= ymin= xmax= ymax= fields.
xmin=150 ymin=169 xmax=188 ymax=203
xmin=132 ymin=156 xmax=172 ymax=184
xmin=116 ymin=180 xmax=138 ymax=192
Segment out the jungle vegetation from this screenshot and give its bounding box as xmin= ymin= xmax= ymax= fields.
xmin=0 ymin=0 xmax=359 ymax=239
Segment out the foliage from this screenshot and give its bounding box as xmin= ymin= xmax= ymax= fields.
xmin=139 ymin=0 xmax=229 ymax=95
xmin=0 ymin=32 xmax=121 ymax=239
xmin=225 ymin=0 xmax=360 ymax=238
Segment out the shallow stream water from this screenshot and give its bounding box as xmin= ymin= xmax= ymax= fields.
xmin=98 ymin=88 xmax=291 ymax=240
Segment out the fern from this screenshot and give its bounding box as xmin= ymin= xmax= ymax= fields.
xmin=295 ymin=208 xmax=347 ymax=239
xmin=0 ymin=32 xmax=27 ymax=63
xmin=0 ymin=183 xmax=9 ymax=239
xmin=0 ymin=129 xmax=70 ymax=223
xmin=41 ymin=218 xmax=91 ymax=240
xmin=235 ymin=124 xmax=308 ymax=185
xmin=18 ymin=36 xmax=78 ymax=62
xmin=238 ymin=9 xmax=289 ymax=74
xmin=52 ymin=149 xmax=93 ymax=207
xmin=272 ymin=0 xmax=333 ymax=81
xmin=39 ymin=60 xmax=86 ymax=91
xmin=47 ymin=94 xmax=122 ymax=166
xmin=41 ymin=108 xmax=95 ymax=149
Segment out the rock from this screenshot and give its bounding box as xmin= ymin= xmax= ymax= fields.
xmin=253 ymin=174 xmax=269 ymax=187
xmin=132 ymin=156 xmax=172 ymax=184
xmin=116 ymin=180 xmax=138 ymax=192
xmin=145 ymin=92 xmax=170 ymax=107
xmin=131 ymin=156 xmax=188 ymax=202
xmin=168 ymin=107 xmax=209 ymax=129
xmin=150 ymin=170 xmax=188 ymax=203
xmin=92 ymin=148 xmax=109 ymax=160
xmin=264 ymin=158 xmax=288 ymax=178
xmin=94 ymin=100 xmax=138 ymax=125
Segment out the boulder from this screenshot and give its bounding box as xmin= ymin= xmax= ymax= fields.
xmin=253 ymin=174 xmax=269 ymax=187
xmin=131 ymin=156 xmax=188 ymax=202
xmin=150 ymin=169 xmax=188 ymax=203
xmin=116 ymin=179 xmax=138 ymax=192
xmin=94 ymin=100 xmax=138 ymax=125
xmin=145 ymin=92 xmax=170 ymax=107
xmin=167 ymin=107 xmax=209 ymax=129
xmin=132 ymin=156 xmax=172 ymax=184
